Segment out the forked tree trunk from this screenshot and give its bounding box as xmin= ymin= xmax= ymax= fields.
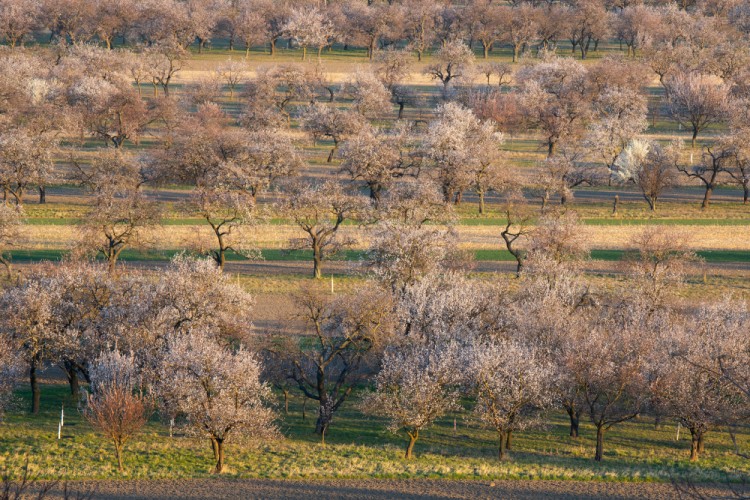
xmin=405 ymin=430 xmax=419 ymax=459
xmin=214 ymin=438 xmax=225 ymax=473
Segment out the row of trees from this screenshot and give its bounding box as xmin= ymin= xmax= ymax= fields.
xmin=1 ymin=215 xmax=748 ymax=471
xmin=2 ymin=38 xmax=747 ymax=228
xmin=4 ymin=0 xmax=750 ymax=64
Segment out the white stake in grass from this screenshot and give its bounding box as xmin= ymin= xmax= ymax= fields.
xmin=57 ymin=404 xmax=64 ymax=440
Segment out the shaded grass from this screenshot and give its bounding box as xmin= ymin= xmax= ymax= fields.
xmin=1 ymin=384 xmax=748 ymax=482
xmin=8 ymin=248 xmax=749 ymax=264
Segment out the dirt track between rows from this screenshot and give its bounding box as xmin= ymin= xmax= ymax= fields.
xmin=47 ymin=478 xmax=749 ymax=499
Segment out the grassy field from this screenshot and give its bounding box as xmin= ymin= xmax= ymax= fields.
xmin=2 ymin=384 xmax=748 ymax=483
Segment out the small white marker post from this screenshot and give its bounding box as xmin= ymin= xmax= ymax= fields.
xmin=330 ymin=275 xmax=334 ymax=294
xmin=57 ymin=404 xmax=64 ymax=440
xmin=675 ymin=422 xmax=681 ymax=441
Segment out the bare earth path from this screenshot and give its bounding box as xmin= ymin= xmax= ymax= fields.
xmin=49 ymin=479 xmax=748 ymax=499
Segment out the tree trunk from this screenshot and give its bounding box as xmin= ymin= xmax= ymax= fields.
xmin=217 ymin=248 xmax=226 ymax=271
xmin=548 ymin=140 xmax=556 ymax=157
xmin=498 ymin=431 xmax=507 ymax=460
xmin=513 ymin=45 xmax=519 ymax=63
xmin=595 ymin=425 xmax=605 ymax=461
xmin=0 ymin=256 xmax=11 ymax=279
xmin=567 ymin=406 xmax=580 ymax=437
xmin=478 ymin=192 xmax=485 ymax=214
xmin=107 ymin=255 xmax=117 ymax=273
xmin=211 ymin=438 xmax=219 ymax=459
xmin=398 ymin=102 xmax=405 ymax=120
xmin=697 ymin=433 xmax=705 ymax=453
xmin=38 ymin=186 xmax=46 ymax=204
xmin=327 ymin=147 xmax=336 ymax=163
xmin=64 ymin=361 xmax=79 ymax=395
xmin=317 ymin=419 xmax=329 ymax=446
xmin=214 ymin=439 xmax=225 ymax=473
xmin=701 ymin=186 xmax=713 ymax=209
xmin=505 ymin=430 xmax=513 ymax=451
xmin=690 ymin=429 xmax=700 ymax=461
xmin=30 ymin=357 xmax=40 ymax=414
xmin=692 ymin=128 xmax=698 ymax=149
xmin=115 ymin=442 xmax=124 ymax=472
xmin=405 ymin=430 xmax=418 ymax=459
xmin=743 ymin=184 xmax=749 ymax=204
xmin=369 ymin=184 xmax=381 ymax=203
xmin=313 ymin=246 xmax=322 ymax=279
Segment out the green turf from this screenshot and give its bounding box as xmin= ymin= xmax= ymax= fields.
xmin=7 ymin=248 xmax=749 ymax=265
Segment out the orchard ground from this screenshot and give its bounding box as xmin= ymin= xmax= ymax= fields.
xmin=2 ymin=384 xmax=749 ymax=489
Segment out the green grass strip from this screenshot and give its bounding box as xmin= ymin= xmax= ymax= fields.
xmin=8 ymin=248 xmax=750 ymax=264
